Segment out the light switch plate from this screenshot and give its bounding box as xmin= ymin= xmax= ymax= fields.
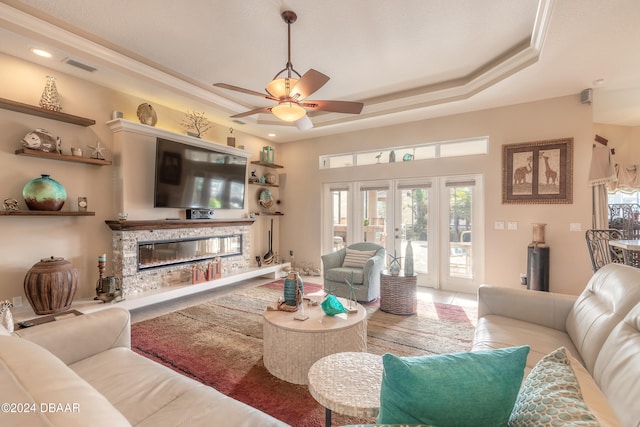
xmin=508 ymin=221 xmax=518 ymax=231
xmin=495 ymin=221 xmax=505 ymax=230
xmin=570 ymin=223 xmax=581 ymax=232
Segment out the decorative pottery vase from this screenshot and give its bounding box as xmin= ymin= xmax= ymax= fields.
xmin=23 ymin=174 xmax=67 ymax=211
xmin=283 ymin=271 xmax=304 ymax=307
xmin=39 ymin=76 xmax=62 ymax=112
xmin=531 ymin=223 xmax=547 ymax=244
xmin=404 ymin=240 xmax=414 ymax=276
xmin=24 ymin=256 xmax=78 ymax=315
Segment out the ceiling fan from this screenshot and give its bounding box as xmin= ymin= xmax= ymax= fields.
xmin=214 ymin=10 xmax=364 ymax=129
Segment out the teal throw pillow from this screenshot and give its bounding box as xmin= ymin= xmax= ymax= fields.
xmin=377 ymin=346 xmax=530 ymax=427
xmin=508 ymin=347 xmax=600 ymax=426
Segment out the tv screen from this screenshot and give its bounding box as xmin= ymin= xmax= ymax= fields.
xmin=154 ymin=138 xmax=247 ymax=209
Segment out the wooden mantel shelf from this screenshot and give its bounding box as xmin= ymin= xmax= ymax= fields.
xmin=0 ymin=97 xmax=96 ymax=127
xmin=105 ymin=218 xmax=256 ymax=231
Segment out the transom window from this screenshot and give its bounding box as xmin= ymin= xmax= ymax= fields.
xmin=319 ymin=137 xmax=488 ymax=169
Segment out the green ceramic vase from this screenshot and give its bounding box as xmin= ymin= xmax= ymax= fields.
xmin=283 ymin=271 xmax=304 ymax=307
xmin=23 ymin=174 xmax=67 ymax=211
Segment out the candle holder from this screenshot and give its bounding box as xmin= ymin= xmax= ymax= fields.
xmin=94 ymin=254 xmax=124 ymax=303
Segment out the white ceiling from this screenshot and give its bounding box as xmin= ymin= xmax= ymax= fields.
xmin=1 ymin=0 xmax=640 ymax=143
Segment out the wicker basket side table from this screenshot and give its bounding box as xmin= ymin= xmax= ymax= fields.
xmin=380 ymin=270 xmax=417 ymax=315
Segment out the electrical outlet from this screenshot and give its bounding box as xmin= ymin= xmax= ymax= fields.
xmin=495 ymin=221 xmax=505 ymax=230
xmin=12 ymin=296 xmax=22 ymax=308
xmin=507 ymin=221 xmax=518 ymax=231
xmin=569 ymin=223 xmax=581 ymax=232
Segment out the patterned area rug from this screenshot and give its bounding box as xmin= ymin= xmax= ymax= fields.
xmin=131 ymin=279 xmax=477 ymax=426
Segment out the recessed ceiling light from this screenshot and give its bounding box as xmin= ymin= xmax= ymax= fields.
xmin=31 ymin=48 xmax=52 ymax=58
xmin=268 ymin=133 xmax=276 ymax=137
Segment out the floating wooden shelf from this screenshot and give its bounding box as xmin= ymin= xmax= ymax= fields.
xmin=15 ymin=148 xmax=112 ymax=166
xmin=0 ymin=97 xmax=96 ymax=127
xmin=249 ymin=182 xmax=279 ymax=188
xmin=0 ymin=210 xmax=95 ymax=217
xmin=250 ymin=160 xmax=284 ymax=169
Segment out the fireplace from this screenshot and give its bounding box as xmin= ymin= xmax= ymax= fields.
xmin=106 ymin=219 xmax=254 ymax=297
xmin=138 ymin=234 xmax=242 ymax=271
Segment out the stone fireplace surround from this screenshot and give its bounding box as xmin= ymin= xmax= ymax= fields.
xmin=106 ymin=218 xmax=255 ymax=297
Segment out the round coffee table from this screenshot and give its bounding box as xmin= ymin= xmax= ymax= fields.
xmin=263 ymin=298 xmax=367 ymax=385
xmin=308 ymin=352 xmax=383 ymax=427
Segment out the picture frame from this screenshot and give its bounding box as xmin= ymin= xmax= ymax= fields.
xmin=502 ymin=137 xmax=573 ymax=204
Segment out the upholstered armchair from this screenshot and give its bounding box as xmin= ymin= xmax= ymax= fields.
xmin=321 ymin=242 xmax=386 ymax=302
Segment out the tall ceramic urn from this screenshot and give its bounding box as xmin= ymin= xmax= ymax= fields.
xmin=24 ymin=256 xmax=78 ymax=314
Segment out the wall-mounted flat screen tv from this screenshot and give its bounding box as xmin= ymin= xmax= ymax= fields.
xmin=154 ymin=138 xmax=247 ymax=209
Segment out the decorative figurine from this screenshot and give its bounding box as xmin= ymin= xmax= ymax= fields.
xmin=0 ymin=300 xmax=14 ymax=332
xmin=87 ymin=140 xmax=107 ymax=160
xmin=21 ymin=128 xmax=61 ymax=153
xmin=39 ymin=75 xmax=62 ymax=112
xmin=136 ymin=103 xmax=157 ymax=126
xmin=344 ymin=275 xmax=358 ymax=312
xmin=388 ymin=250 xmax=402 ymax=275
xmin=3 ymin=198 xmax=19 ymax=211
xmin=227 ymin=127 xmax=235 ymax=147
xmin=180 ymin=110 xmax=210 ymax=138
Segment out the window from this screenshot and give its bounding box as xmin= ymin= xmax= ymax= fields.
xmin=319 ymin=137 xmax=488 ymax=170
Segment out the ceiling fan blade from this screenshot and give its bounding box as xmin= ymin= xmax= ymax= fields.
xmin=214 ymin=83 xmax=276 ymax=100
xmin=230 ymin=107 xmax=273 ymax=118
xmin=301 ymin=100 xmax=364 ymax=114
xmin=295 ymin=115 xmax=313 ymax=130
xmin=290 ymin=69 xmax=330 ymax=100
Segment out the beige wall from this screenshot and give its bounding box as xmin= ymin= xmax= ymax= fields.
xmin=0 ymin=53 xmax=271 ymax=302
xmin=593 ymin=123 xmax=640 ymax=164
xmin=277 ymin=95 xmax=597 ymax=295
xmin=0 ymin=51 xmax=624 ymax=306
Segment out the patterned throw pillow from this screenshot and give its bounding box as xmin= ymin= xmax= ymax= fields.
xmin=508 ymin=347 xmax=600 ymax=426
xmin=342 ymin=248 xmax=377 ymax=268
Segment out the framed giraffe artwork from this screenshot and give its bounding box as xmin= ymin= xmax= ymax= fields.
xmin=502 ymin=137 xmax=573 ymax=204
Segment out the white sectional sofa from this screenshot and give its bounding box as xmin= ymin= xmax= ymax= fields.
xmin=473 ymin=263 xmax=640 ymax=427
xmin=0 ymin=307 xmax=289 ymax=427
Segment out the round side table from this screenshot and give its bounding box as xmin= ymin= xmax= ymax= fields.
xmin=308 ymin=352 xmax=383 ymax=427
xmin=380 ymin=270 xmax=418 ymax=315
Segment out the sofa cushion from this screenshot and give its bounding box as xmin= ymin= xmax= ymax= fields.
xmin=325 ymin=267 xmax=364 ymax=285
xmin=508 ymin=347 xmax=599 ymax=426
xmin=0 ymin=335 xmax=130 ymax=427
xmin=565 ymin=263 xmax=640 ymax=373
xmin=70 ymin=346 xmax=287 ymax=427
xmin=592 ymin=302 xmax=640 ymax=427
xmin=377 ymin=346 xmax=529 ymax=427
xmin=473 ymin=314 xmax=582 ymax=369
xmin=342 ymin=248 xmax=377 ymax=268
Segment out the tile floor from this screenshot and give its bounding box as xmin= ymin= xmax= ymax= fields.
xmin=130 ymin=275 xmax=478 ymax=323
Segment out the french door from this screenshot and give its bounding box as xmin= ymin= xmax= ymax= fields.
xmin=323 ymin=175 xmax=483 ymax=292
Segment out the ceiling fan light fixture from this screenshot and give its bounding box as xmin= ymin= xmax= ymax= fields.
xmin=266 ymin=77 xmax=298 ymax=98
xmin=272 ymin=102 xmax=306 ymax=122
